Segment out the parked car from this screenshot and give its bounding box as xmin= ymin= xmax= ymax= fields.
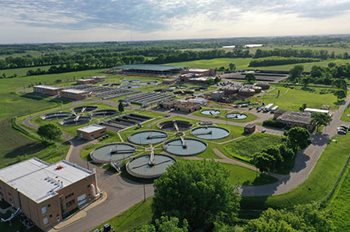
xmin=337 ymin=129 xmax=347 ymax=135
xmin=339 ymin=125 xmax=348 ymax=131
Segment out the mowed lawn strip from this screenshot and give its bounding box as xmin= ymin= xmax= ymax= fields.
xmin=223 ymin=133 xmax=283 ymax=162
xmin=328 ymin=165 xmax=350 ymax=231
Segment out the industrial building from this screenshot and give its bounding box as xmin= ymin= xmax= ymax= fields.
xmin=60 ymin=89 xmax=89 ymax=100
xmin=186 ymin=68 xmax=216 ymax=77
xmin=276 ymin=111 xmax=315 ymax=131
xmin=115 ymin=64 xmax=184 ymax=76
xmin=159 ymin=100 xmax=201 ymax=113
xmin=77 ymin=124 xmax=107 ymax=140
xmin=33 ymin=85 xmax=62 ymax=96
xmin=0 ymin=158 xmax=99 ymax=231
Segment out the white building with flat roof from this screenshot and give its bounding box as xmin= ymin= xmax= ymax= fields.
xmin=77 ymin=124 xmax=106 ymax=140
xmin=0 ymin=158 xmax=99 ymax=231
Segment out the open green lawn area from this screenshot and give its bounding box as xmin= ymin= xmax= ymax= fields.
xmin=340 ymin=104 xmax=350 ymax=122
xmin=328 ymin=161 xmax=350 ymax=231
xmin=223 ymin=133 xmax=283 ymax=162
xmin=166 ymin=57 xmax=349 ymax=72
xmin=0 ymin=65 xmax=51 ymax=77
xmin=242 ymin=134 xmax=350 ymax=210
xmin=257 ymin=84 xmax=338 ymax=111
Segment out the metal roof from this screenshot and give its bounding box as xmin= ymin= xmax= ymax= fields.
xmin=78 ymin=124 xmax=106 ymax=133
xmin=0 ymin=158 xmax=93 ymax=203
xmin=115 ymin=64 xmax=184 ymax=72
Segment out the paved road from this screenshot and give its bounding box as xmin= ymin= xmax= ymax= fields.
xmin=59 ymin=138 xmax=154 ymax=232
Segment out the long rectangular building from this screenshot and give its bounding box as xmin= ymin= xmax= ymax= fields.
xmin=0 ymin=158 xmax=99 ymax=231
xmin=115 ymin=64 xmax=184 ymax=76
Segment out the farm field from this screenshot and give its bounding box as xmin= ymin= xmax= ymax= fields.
xmin=257 ymin=84 xmax=338 ymax=111
xmin=167 ymin=57 xmax=348 ymax=71
xmin=223 ymin=133 xmax=283 ymax=162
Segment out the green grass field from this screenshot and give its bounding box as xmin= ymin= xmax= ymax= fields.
xmin=340 ymin=104 xmax=350 ymax=122
xmin=328 ymin=159 xmax=350 ymax=231
xmin=0 ymin=69 xmax=108 ymax=159
xmin=242 ymin=134 xmax=350 ymax=210
xmin=0 ymin=66 xmax=51 ymax=77
xmin=167 ymin=57 xmax=349 ymax=71
xmin=257 ymin=84 xmax=338 ymax=111
xmin=223 ymin=133 xmax=283 ymax=162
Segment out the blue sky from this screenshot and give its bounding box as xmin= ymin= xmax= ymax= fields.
xmin=1 ymin=0 xmax=350 ymax=43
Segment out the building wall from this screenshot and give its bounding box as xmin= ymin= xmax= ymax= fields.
xmin=78 ymin=128 xmax=106 ymax=140
xmin=34 ymin=87 xmax=60 ymax=96
xmin=61 ymin=92 xmax=87 ymax=100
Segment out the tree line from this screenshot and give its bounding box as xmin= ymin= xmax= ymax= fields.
xmin=249 ymin=57 xmax=320 ymax=67
xmin=254 ymin=48 xmax=350 ymax=60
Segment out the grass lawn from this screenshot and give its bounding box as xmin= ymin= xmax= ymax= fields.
xmin=328 ymin=163 xmax=350 ymax=231
xmin=340 ymin=104 xmax=350 ymax=122
xmin=257 ymin=84 xmax=338 ymax=111
xmin=223 ymin=133 xmax=283 ymax=162
xmin=242 ymin=134 xmax=350 ymax=210
xmin=93 ymin=198 xmax=153 ymax=232
xmin=0 ymin=65 xmax=51 ymax=77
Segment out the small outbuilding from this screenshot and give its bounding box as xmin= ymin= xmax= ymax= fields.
xmin=77 ymin=124 xmax=106 ymax=140
xmin=244 ymin=124 xmax=256 ymax=134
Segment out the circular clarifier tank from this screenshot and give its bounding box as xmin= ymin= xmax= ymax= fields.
xmin=192 ymin=126 xmax=230 ymax=140
xmin=90 ymin=143 xmax=136 ymax=164
xmin=74 ymin=105 xmax=98 ymax=113
xmin=41 ymin=112 xmax=72 ymax=120
xmin=60 ymin=116 xmax=91 ymax=125
xmin=91 ymin=109 xmax=117 ymax=117
xmin=128 ymin=130 xmax=168 ymax=145
xmin=226 ymin=113 xmax=247 ymax=120
xmin=201 ymin=109 xmax=220 ymax=116
xmin=164 ymin=138 xmax=207 ymax=156
xmin=126 ymin=154 xmax=175 ymax=179
xmin=159 ymin=120 xmax=192 ymax=131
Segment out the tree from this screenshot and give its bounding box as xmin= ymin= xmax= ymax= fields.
xmin=311 ymin=112 xmax=332 ymax=131
xmin=334 ymin=89 xmax=346 ymax=101
xmin=299 ymin=103 xmax=307 ymax=112
xmin=252 ymin=152 xmax=275 ymax=173
xmin=135 ymin=216 xmax=188 ymax=232
xmin=37 ymin=124 xmax=62 ymax=141
xmin=118 ymin=101 xmax=125 ymax=112
xmin=153 ymin=161 xmax=240 ymax=231
xmin=332 ymin=79 xmax=347 ymax=91
xmin=301 ymin=76 xmax=311 ymax=88
xmin=262 ymin=146 xmax=283 ymax=169
xmin=245 ymin=73 xmax=256 ymax=84
xmin=289 ymin=65 xmax=304 ymax=82
xmin=228 ymin=63 xmax=236 ymax=72
xmin=245 ymin=203 xmax=334 ymax=232
xmin=285 ymin=127 xmax=311 ymax=151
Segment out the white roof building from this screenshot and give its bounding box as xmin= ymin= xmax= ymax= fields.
xmin=0 ymin=158 xmax=94 ymax=203
xmin=78 ymin=124 xmax=106 ymax=134
xmin=34 ymin=85 xmax=62 ymax=90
